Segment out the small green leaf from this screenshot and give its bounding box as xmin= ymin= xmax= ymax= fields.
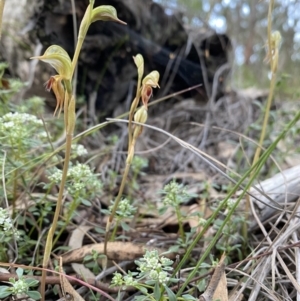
xmin=101 ymin=209 xmax=111 ymax=215
xmin=138 ymin=286 xmax=148 ymax=294
xmin=95 ymin=227 xmax=105 ymax=234
xmin=16 ymin=267 xmax=23 ymax=278
xmin=120 ymin=221 xmax=130 ymax=231
xmin=153 ymin=282 xmax=161 ymax=300
xmin=24 ymin=278 xmax=39 ymax=287
xmin=165 ymin=285 xmax=177 ymax=301
xmin=83 ymin=254 xmax=93 ymax=261
xmin=81 ymin=199 xmax=92 ymax=206
xmin=27 ymin=290 xmax=42 ymax=300
xmin=91 ymin=5 xmax=126 ymax=24
xmin=52 ymin=246 xmax=71 ymax=253
xmin=182 ymin=294 xmax=197 ymax=300
xmin=0 ymin=286 xmax=11 ymax=298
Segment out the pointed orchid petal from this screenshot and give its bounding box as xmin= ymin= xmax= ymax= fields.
xmin=91 ymin=5 xmax=126 ymax=24
xmin=31 ymin=45 xmax=72 ymax=79
xmin=45 ymin=75 xmax=65 ymax=117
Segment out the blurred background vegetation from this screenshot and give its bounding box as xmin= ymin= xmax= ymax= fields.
xmin=155 ymin=0 xmax=299 ymax=96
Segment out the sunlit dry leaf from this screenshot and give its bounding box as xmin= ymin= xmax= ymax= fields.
xmin=62 ymin=241 xmax=175 ymax=264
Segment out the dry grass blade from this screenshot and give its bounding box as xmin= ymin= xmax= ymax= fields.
xmin=247 ymin=220 xmax=300 ymax=300
xmin=277 ymin=253 xmax=300 ymax=293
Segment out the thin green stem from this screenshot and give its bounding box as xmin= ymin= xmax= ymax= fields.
xmin=71 ymin=3 xmax=93 ymax=78
xmin=109 ymin=161 xmax=132 ymax=222
xmin=110 ymin=219 xmax=119 ymax=241
xmin=104 ymin=133 xmax=140 ymax=254
xmin=53 ymin=195 xmax=80 ymax=247
xmin=175 ymin=206 xmax=185 ymax=242
xmin=40 ymin=131 xmax=73 ymax=300
xmin=252 ymin=0 xmax=276 ymax=170
xmin=104 ymin=160 xmax=131 ymax=254
xmin=12 ymin=170 xmax=18 ymax=217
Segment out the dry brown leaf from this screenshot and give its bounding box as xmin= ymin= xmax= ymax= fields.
xmin=199 ymin=254 xmax=228 ymax=301
xmin=69 ymin=226 xmax=93 ymax=250
xmin=213 ymin=271 xmax=228 ymax=301
xmin=62 ymin=241 xmax=173 ymax=264
xmin=59 ymin=257 xmax=85 ymax=301
xmin=68 ymin=226 xmax=95 ymax=280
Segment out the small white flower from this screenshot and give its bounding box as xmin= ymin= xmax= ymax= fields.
xmin=3 ymin=121 xmax=14 ymax=128
xmin=158 ymin=271 xmax=169 ymax=284
xmin=160 ymin=257 xmax=173 ymax=266
xmin=3 ymin=219 xmax=13 ymax=231
xmin=149 ymin=270 xmax=159 ymax=280
xmin=72 ymin=144 xmax=88 ymax=156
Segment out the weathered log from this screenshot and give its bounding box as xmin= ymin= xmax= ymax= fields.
xmin=249 ymin=164 xmax=300 ymax=229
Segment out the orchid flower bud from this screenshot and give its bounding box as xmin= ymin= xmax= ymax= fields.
xmin=270 ymin=31 xmax=282 ymax=52
xmin=133 ymin=54 xmax=144 ymax=80
xmin=134 ymin=106 xmax=148 ymax=125
xmin=133 ymin=106 xmax=148 ymax=138
xmin=91 ymin=5 xmax=126 ymax=24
